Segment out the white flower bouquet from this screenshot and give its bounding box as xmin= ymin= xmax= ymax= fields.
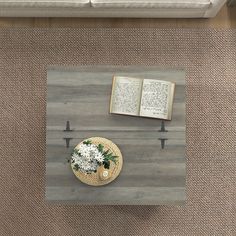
xmin=71 ymin=140 xmax=118 ymax=174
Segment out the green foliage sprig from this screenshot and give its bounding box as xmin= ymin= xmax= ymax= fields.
xmin=97 ymin=143 xmax=118 ymax=169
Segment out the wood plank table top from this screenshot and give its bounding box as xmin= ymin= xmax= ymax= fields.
xmin=46 ymin=66 xmax=186 ymax=205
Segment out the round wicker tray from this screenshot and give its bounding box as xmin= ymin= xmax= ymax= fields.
xmin=71 ymin=137 xmax=123 ymax=186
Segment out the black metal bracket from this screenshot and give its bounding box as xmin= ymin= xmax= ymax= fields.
xmin=63 ymin=121 xmax=73 ymax=148
xmin=158 ymin=120 xmax=168 ymax=149
xmin=159 ymin=120 xmax=168 ymax=132
xmin=63 ymin=137 xmax=73 ymax=148
xmin=158 ymin=138 xmax=168 ymax=149
xmin=63 ymin=120 xmax=73 ymax=132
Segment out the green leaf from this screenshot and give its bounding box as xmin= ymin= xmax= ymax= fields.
xmin=73 ymin=164 xmax=79 ymax=171
xmin=71 ymin=148 xmax=80 ymax=156
xmin=104 ymin=151 xmax=118 ymax=164
xmin=103 ymin=159 xmax=110 ymax=169
xmin=83 ymin=140 xmax=92 ymax=145
xmin=98 ymin=144 xmax=104 ymax=153
xmin=104 ymin=161 xmax=110 ymax=169
xmin=106 ymin=153 xmax=112 ymax=159
xmin=103 ymin=149 xmax=109 ymax=156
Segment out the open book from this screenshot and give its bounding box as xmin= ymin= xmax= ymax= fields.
xmin=110 ymin=76 xmax=175 ymax=120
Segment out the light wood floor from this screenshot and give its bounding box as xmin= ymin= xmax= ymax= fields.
xmin=0 ymin=4 xmax=236 ymax=28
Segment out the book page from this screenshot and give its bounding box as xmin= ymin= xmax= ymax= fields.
xmin=110 ymin=76 xmax=143 ymax=116
xmin=139 ymin=79 xmax=173 ymax=120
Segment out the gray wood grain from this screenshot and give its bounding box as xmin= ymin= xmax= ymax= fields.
xmin=46 ymin=175 xmax=185 ymax=188
xmin=46 ymin=187 xmax=185 ymax=205
xmin=47 ymin=130 xmax=185 ymax=140
xmin=46 ymin=162 xmax=185 ymax=176
xmin=46 ymin=144 xmax=185 ymax=163
xmin=46 ymin=66 xmax=186 ymax=205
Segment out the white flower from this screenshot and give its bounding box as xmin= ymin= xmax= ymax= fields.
xmin=79 ymin=144 xmax=91 ymax=158
xmin=94 ymin=152 xmax=104 ymax=163
xmin=71 ymin=141 xmax=105 ymax=173
xmin=71 ymin=153 xmax=80 ymax=162
xmin=80 ymin=161 xmax=91 ymax=171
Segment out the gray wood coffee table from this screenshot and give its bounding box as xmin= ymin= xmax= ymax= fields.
xmin=46 ymin=66 xmax=186 ymax=205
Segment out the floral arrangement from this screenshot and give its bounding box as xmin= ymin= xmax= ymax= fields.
xmin=71 ymin=140 xmax=118 ymax=174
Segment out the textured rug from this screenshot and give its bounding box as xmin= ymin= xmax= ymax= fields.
xmin=0 ymin=28 xmax=235 ymax=236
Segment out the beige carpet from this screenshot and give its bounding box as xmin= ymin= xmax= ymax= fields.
xmin=0 ymin=28 xmax=235 ymax=236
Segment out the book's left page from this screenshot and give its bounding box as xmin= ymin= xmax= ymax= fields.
xmin=110 ymin=76 xmax=143 ymax=116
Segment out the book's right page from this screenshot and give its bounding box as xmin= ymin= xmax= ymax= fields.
xmin=139 ymin=79 xmax=175 ymax=120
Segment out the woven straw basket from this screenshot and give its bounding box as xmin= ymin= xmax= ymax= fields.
xmin=71 ymin=137 xmax=123 ymax=186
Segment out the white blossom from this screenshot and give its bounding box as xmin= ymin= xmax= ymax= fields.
xmin=71 ymin=141 xmax=105 ymax=173
xmin=94 ymin=152 xmax=104 ymax=163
